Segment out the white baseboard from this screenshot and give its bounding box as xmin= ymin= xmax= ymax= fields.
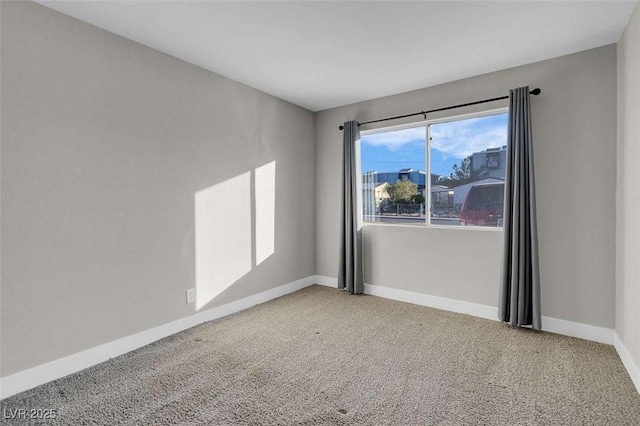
xmin=542 ymin=316 xmax=613 ymax=345
xmin=614 ymin=333 xmax=640 ymax=394
xmin=314 ymin=275 xmax=613 ymax=345
xmin=314 ymin=275 xmax=338 ymax=288
xmin=0 ymin=275 xmax=316 ymax=400
xmin=364 ymin=283 xmax=499 ymax=322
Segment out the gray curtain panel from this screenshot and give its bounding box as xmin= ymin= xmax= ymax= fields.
xmin=338 ymin=121 xmax=364 ymax=294
xmin=498 ymin=87 xmax=541 ymax=330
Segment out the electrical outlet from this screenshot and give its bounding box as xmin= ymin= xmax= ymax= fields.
xmin=186 ymin=288 xmax=196 ymax=304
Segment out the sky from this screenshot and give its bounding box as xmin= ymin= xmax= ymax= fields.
xmin=360 ymin=113 xmax=508 ymax=176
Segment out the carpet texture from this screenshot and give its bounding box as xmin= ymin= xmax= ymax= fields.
xmin=2 ymin=285 xmax=640 ymax=425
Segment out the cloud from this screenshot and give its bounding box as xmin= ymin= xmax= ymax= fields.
xmin=360 ymin=114 xmax=507 ymax=159
xmin=361 ymin=127 xmax=426 ymax=152
xmin=430 ymin=115 xmax=507 ymax=159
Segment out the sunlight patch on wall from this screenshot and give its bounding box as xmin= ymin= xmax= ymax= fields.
xmin=195 ymin=172 xmax=252 ymax=310
xmin=255 ymin=161 xmax=276 ymax=265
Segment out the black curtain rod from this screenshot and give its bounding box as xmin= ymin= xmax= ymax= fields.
xmin=338 ymin=88 xmax=541 ymax=130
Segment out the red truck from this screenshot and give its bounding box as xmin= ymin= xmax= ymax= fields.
xmin=459 ymin=182 xmax=505 ymax=227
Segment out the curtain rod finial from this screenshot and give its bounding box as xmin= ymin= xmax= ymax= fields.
xmin=531 ymin=88 xmax=541 ymax=95
xmin=339 ymin=125 xmax=344 ymax=131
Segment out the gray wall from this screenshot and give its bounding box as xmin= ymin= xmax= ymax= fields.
xmin=316 ymin=45 xmax=617 ymax=328
xmin=0 ymin=1 xmax=315 ymax=377
xmin=616 ymin=3 xmax=640 ymax=369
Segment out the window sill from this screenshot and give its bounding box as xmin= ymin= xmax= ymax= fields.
xmin=363 ymin=222 xmax=504 ymax=232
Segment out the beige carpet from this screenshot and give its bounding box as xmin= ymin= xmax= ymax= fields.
xmin=2 ymin=285 xmax=640 ymax=425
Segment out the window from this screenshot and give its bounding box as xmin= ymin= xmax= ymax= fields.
xmin=361 ymin=127 xmax=426 ymax=225
xmin=360 ymin=110 xmax=508 ymax=228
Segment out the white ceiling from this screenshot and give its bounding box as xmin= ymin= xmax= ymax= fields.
xmin=38 ymin=1 xmax=637 ymax=112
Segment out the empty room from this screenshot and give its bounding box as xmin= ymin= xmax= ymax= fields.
xmin=1 ymin=0 xmax=640 ymax=424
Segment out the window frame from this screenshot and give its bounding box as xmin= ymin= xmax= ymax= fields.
xmin=359 ymin=107 xmax=508 ymax=231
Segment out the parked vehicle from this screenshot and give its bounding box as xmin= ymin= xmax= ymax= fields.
xmin=459 ymin=182 xmax=505 ymax=227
